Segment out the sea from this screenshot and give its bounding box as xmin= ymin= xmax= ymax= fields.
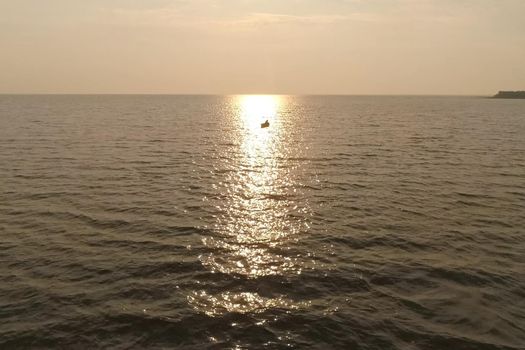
xmin=0 ymin=95 xmax=524 ymax=349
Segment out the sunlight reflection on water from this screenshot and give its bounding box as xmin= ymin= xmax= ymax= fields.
xmin=190 ymin=95 xmax=313 ymax=315
xmin=187 ymin=290 xmax=307 ymax=317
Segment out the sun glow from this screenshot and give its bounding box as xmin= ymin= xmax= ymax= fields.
xmin=238 ymin=95 xmax=280 ymax=130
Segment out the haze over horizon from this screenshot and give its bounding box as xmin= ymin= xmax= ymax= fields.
xmin=1 ymin=0 xmax=524 ymax=95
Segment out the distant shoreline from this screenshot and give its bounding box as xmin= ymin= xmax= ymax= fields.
xmin=493 ymin=91 xmax=525 ymax=99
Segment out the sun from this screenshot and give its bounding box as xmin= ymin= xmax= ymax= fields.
xmin=238 ymin=95 xmax=280 ymax=130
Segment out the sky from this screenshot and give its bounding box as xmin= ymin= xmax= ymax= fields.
xmin=1 ymin=0 xmax=524 ymax=95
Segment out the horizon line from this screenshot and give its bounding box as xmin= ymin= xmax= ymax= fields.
xmin=0 ymin=93 xmax=494 ymax=97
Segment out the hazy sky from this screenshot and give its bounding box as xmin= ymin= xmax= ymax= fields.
xmin=1 ymin=0 xmax=524 ymax=94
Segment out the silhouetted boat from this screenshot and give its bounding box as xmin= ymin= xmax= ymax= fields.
xmin=261 ymin=120 xmax=270 ymax=128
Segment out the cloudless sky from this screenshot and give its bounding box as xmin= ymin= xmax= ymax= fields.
xmin=1 ymin=0 xmax=524 ymax=94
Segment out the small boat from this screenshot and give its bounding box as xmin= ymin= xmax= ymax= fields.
xmin=261 ymin=120 xmax=270 ymax=128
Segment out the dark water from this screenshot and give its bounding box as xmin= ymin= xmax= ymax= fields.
xmin=1 ymin=95 xmax=524 ymax=349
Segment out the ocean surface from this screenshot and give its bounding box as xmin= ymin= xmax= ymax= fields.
xmin=0 ymin=95 xmax=524 ymax=349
